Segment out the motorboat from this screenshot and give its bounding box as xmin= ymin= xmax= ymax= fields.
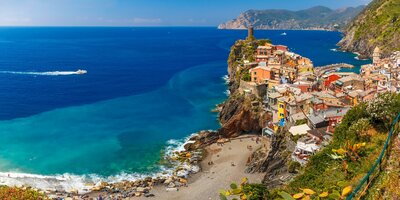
xmin=76 ymin=69 xmax=87 ymax=74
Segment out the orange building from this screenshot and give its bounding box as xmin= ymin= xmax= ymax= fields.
xmin=298 ymin=57 xmax=313 ymax=66
xmin=250 ymin=66 xmax=271 ymax=84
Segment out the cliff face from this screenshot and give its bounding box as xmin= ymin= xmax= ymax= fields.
xmin=218 ymin=6 xmax=364 ymax=31
xmin=219 ymin=93 xmax=269 ymax=137
xmin=338 ymin=0 xmax=400 ymax=58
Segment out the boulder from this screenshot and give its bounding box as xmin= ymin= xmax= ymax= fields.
xmin=166 ymin=187 xmax=179 ymax=192
xmin=167 ymin=182 xmax=175 ymax=188
xmin=136 ymin=187 xmax=146 ymax=192
xmin=190 ymin=165 xmax=200 ymax=173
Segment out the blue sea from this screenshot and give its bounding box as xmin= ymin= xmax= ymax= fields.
xmin=0 ymin=27 xmax=370 ymax=190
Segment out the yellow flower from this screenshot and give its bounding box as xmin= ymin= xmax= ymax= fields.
xmin=319 ymin=192 xmax=329 ymax=198
xmin=342 ymin=186 xmax=352 ymax=197
xmin=302 ymin=188 xmax=316 ymax=195
xmin=293 ymin=192 xmax=304 ymax=199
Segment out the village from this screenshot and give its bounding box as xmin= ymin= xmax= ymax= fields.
xmin=237 ymin=28 xmax=400 ymax=165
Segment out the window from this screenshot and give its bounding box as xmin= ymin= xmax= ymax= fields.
xmin=254 ymin=77 xmax=257 ymax=81
xmin=280 ymin=113 xmax=284 ymax=117
xmin=279 ymin=104 xmax=284 ymax=108
xmin=254 ymin=72 xmax=257 ymax=75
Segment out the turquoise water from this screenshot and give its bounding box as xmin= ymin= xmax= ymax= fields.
xmin=0 ymin=28 xmax=370 ymax=190
xmin=0 ymin=62 xmax=226 ymax=176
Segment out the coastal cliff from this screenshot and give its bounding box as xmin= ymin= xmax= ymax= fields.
xmin=218 ymin=39 xmax=271 ymax=138
xmin=218 ymin=6 xmax=364 ymax=31
xmin=338 ymin=0 xmax=400 ymax=58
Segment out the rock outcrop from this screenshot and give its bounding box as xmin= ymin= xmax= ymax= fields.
xmin=338 ymin=0 xmax=400 ymax=58
xmin=219 ymin=93 xmax=269 ymax=137
xmin=245 ymin=129 xmax=292 ymax=189
xmin=218 ymin=6 xmax=364 ymax=31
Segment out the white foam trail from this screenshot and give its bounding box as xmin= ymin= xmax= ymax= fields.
xmin=0 ymin=70 xmax=86 ymax=76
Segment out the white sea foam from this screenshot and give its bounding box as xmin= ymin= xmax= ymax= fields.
xmin=0 ymin=131 xmax=208 ymax=194
xmin=330 ymin=48 xmax=338 ymax=52
xmin=224 ymin=89 xmax=231 ymax=96
xmin=222 ymin=75 xmax=229 ymax=84
xmin=354 ymin=55 xmax=369 ymax=61
xmin=0 ymin=168 xmax=173 ymax=194
xmin=0 ymin=70 xmax=86 ymax=76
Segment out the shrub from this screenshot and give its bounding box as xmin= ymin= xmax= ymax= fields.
xmin=0 ymin=186 xmax=47 ymax=200
xmin=295 ymin=119 xmax=307 ymax=125
xmin=242 ymin=184 xmax=268 ymax=200
xmin=242 ymin=72 xmax=251 ymax=81
xmin=288 ymin=161 xmax=301 ymax=173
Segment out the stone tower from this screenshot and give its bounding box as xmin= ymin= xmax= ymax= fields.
xmin=247 ymin=26 xmax=254 ymax=41
xmin=373 ymin=46 xmax=381 ymax=65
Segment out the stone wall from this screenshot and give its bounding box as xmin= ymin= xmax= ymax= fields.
xmin=239 ymin=80 xmax=267 ymax=98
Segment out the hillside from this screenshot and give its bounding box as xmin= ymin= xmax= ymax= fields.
xmin=218 ymin=6 xmax=365 ymax=31
xmin=338 ymin=0 xmax=400 ymax=58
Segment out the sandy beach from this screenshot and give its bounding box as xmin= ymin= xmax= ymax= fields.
xmin=134 ymin=135 xmax=270 ymax=200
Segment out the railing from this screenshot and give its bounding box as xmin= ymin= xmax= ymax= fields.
xmin=347 ymin=113 xmax=400 ymax=199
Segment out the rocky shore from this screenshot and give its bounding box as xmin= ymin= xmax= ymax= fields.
xmin=45 ymin=132 xmax=215 ymax=199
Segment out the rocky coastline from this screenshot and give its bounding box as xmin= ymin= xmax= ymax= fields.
xmin=218 ymin=6 xmax=365 ymax=31
xmin=337 ymin=0 xmax=400 ymax=59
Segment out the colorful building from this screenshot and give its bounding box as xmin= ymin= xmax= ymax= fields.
xmin=275 ymin=45 xmax=288 ymax=52
xmin=256 ymin=44 xmax=274 ymax=62
xmin=277 ymin=97 xmax=287 ymax=123
xmin=250 ymin=66 xmax=271 ymax=84
xmin=323 ymin=74 xmax=341 ymax=87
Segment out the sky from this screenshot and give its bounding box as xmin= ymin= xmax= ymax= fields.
xmin=0 ymin=0 xmax=372 ymax=26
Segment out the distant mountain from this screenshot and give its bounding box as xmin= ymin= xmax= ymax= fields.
xmin=218 ymin=6 xmax=365 ymax=31
xmin=338 ymin=0 xmax=400 ymax=58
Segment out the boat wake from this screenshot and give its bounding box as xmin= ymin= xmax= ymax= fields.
xmin=0 ymin=70 xmax=87 ymax=76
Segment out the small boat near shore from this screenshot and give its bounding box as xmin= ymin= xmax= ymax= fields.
xmin=281 ymin=32 xmax=287 ymax=36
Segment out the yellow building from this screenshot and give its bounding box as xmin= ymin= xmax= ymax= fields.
xmin=277 ymin=98 xmax=287 ymax=122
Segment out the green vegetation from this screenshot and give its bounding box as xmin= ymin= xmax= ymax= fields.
xmin=219 ymin=178 xmax=268 ymax=200
xmin=256 ymin=39 xmax=272 ymax=46
xmin=231 ymin=93 xmax=400 ymax=200
xmin=365 ymin=134 xmax=400 ymax=199
xmin=242 ymin=72 xmax=251 ymax=81
xmin=275 ymin=93 xmax=400 ymax=199
xmin=0 ymin=186 xmax=47 ymax=200
xmin=228 ymin=39 xmax=266 ymax=84
xmin=219 ymin=6 xmax=365 ymax=31
xmin=288 ymin=161 xmax=301 ymax=173
xmin=295 ymin=119 xmax=308 ymax=125
xmin=341 ymin=0 xmax=400 ymax=56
